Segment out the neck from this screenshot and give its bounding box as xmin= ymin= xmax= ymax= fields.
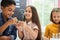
xmin=26 ymin=19 xmax=32 ymax=23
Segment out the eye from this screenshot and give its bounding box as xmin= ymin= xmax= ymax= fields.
xmin=13 ymin=10 xmax=14 ymax=12
xmin=29 ymin=11 xmax=31 ymax=13
xmin=9 ymin=9 xmax=12 ymax=11
xmin=58 ymin=16 xmax=60 ymax=18
xmin=53 ymin=16 xmax=56 ymax=18
xmin=8 ymin=9 xmax=15 ymax=12
xmin=25 ymin=10 xmax=27 ymax=12
xmin=8 ymin=8 xmax=12 ymax=12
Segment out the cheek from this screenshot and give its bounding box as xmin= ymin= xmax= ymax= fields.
xmin=59 ymin=18 xmax=60 ymax=21
xmin=3 ymin=11 xmax=8 ymax=15
xmin=52 ymin=17 xmax=56 ymax=21
xmin=12 ymin=12 xmax=14 ymax=15
xmin=4 ymin=10 xmax=9 ymax=14
xmin=53 ymin=18 xmax=59 ymax=23
xmin=52 ymin=18 xmax=55 ymax=20
xmin=29 ymin=12 xmax=32 ymax=16
xmin=59 ymin=18 xmax=60 ymax=20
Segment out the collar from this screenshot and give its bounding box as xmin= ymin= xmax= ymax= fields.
xmin=25 ymin=21 xmax=32 ymax=25
xmin=53 ymin=23 xmax=60 ymax=28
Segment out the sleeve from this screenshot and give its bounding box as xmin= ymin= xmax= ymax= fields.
xmin=30 ymin=24 xmax=39 ymax=39
xmin=0 ymin=16 xmax=3 ymax=35
xmin=0 ymin=21 xmax=3 ymax=35
xmin=44 ymin=25 xmax=50 ymax=38
xmin=11 ymin=25 xmax=17 ymax=40
xmin=32 ymin=24 xmax=39 ymax=30
xmin=0 ymin=13 xmax=3 ymax=26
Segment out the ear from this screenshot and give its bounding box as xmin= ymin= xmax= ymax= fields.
xmin=1 ymin=6 xmax=4 ymax=10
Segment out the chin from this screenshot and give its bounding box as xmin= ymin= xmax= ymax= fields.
xmin=54 ymin=22 xmax=60 ymax=24
xmin=26 ymin=17 xmax=29 ymax=19
xmin=7 ymin=16 xmax=10 ymax=18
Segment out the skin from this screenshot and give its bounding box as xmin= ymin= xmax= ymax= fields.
xmin=0 ymin=4 xmax=18 ymax=40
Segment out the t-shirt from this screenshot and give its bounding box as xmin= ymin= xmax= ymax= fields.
xmin=20 ymin=21 xmax=39 ymax=40
xmin=44 ymin=23 xmax=60 ymax=38
xmin=0 ymin=13 xmax=17 ymax=40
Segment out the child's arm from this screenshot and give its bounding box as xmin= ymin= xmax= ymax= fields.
xmin=44 ymin=26 xmax=49 ymax=38
xmin=18 ymin=29 xmax=24 ymax=39
xmin=0 ymin=36 xmax=11 ymax=40
xmin=15 ymin=21 xmax=24 ymax=39
xmin=44 ymin=25 xmax=50 ymax=40
xmin=0 ymin=17 xmax=18 ymax=34
xmin=20 ymin=21 xmax=38 ymax=39
xmin=23 ymin=24 xmax=38 ymax=39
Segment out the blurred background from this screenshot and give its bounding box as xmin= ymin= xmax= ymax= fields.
xmin=0 ymin=0 xmax=59 ymax=40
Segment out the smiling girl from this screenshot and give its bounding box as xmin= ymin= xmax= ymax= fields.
xmin=16 ymin=6 xmax=41 ymax=40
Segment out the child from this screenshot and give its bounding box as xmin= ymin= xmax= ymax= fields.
xmin=0 ymin=0 xmax=18 ymax=40
xmin=44 ymin=8 xmax=60 ymax=40
xmin=16 ymin=6 xmax=41 ymax=40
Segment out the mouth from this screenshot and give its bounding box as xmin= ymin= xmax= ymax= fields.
xmin=7 ymin=14 xmax=12 ymax=18
xmin=25 ymin=14 xmax=30 ymax=17
xmin=53 ymin=21 xmax=60 ymax=24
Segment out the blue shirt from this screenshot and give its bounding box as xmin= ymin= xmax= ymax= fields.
xmin=0 ymin=13 xmax=17 ymax=40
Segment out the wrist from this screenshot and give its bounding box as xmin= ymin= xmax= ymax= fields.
xmin=18 ymin=27 xmax=23 ymax=31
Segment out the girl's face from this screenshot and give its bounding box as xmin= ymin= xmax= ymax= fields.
xmin=24 ymin=7 xmax=32 ymax=20
xmin=52 ymin=12 xmax=60 ymax=24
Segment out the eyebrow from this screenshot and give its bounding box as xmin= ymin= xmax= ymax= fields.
xmin=8 ymin=8 xmax=15 ymax=11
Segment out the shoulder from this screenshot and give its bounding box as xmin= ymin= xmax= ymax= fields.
xmin=46 ymin=23 xmax=53 ymax=29
xmin=0 ymin=13 xmax=3 ymax=21
xmin=0 ymin=13 xmax=3 ymax=26
xmin=31 ymin=23 xmax=37 ymax=27
xmin=32 ymin=23 xmax=38 ymax=30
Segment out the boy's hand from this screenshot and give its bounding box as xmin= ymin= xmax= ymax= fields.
xmin=8 ymin=17 xmax=18 ymax=25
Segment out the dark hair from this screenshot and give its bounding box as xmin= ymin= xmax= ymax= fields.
xmin=1 ymin=0 xmax=16 ymax=7
xmin=50 ymin=8 xmax=60 ymax=23
xmin=24 ymin=6 xmax=41 ymax=40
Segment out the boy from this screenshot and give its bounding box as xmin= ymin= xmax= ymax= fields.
xmin=0 ymin=0 xmax=18 ymax=40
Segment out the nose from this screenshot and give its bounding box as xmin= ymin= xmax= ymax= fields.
xmin=55 ymin=17 xmax=60 ymax=21
xmin=12 ymin=12 xmax=14 ymax=15
xmin=10 ymin=12 xmax=14 ymax=16
xmin=55 ymin=17 xmax=58 ymax=20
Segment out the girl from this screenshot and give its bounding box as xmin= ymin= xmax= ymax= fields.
xmin=16 ymin=6 xmax=41 ymax=40
xmin=44 ymin=8 xmax=60 ymax=40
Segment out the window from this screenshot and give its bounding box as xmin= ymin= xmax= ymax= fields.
xmin=0 ymin=4 xmax=1 ymax=12
xmin=14 ymin=0 xmax=20 ymax=8
xmin=27 ymin=0 xmax=58 ymax=33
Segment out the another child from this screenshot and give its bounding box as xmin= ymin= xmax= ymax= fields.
xmin=16 ymin=6 xmax=41 ymax=40
xmin=44 ymin=8 xmax=60 ymax=40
